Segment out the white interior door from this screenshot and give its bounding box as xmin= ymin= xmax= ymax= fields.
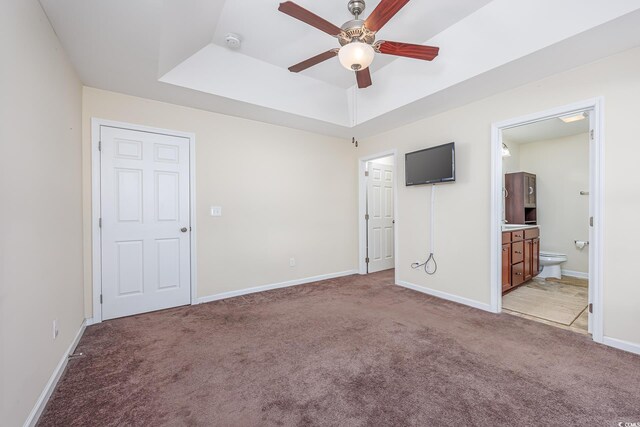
xmin=587 ymin=111 xmax=595 ymax=334
xmin=100 ymin=126 xmax=191 ymax=320
xmin=367 ymin=161 xmax=394 ymax=273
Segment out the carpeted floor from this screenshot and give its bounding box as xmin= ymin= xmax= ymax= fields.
xmin=39 ymin=270 xmax=640 ymax=426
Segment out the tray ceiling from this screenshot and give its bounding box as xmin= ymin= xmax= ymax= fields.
xmin=39 ymin=0 xmax=640 ymax=137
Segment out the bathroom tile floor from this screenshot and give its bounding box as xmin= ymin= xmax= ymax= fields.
xmin=503 ymin=277 xmax=589 ymax=333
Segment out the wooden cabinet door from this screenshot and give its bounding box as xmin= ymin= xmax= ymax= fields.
xmin=524 ymin=174 xmax=537 ymax=207
xmin=532 ymin=238 xmax=540 ymax=276
xmin=505 ymin=173 xmax=524 ymax=224
xmin=502 ymin=244 xmax=511 ymax=292
xmin=524 ymin=239 xmax=533 ymax=281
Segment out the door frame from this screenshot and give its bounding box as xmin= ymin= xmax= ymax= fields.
xmin=490 ymin=97 xmax=604 ymax=343
xmin=90 ymin=118 xmax=197 ymax=324
xmin=358 ymin=149 xmax=399 ymax=280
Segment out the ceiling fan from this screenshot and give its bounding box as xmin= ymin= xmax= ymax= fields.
xmin=278 ymin=0 xmax=440 ymax=89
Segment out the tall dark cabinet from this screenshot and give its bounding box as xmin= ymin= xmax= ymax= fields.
xmin=505 ymin=172 xmax=537 ymax=225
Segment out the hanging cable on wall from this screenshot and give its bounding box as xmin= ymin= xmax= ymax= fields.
xmin=411 ymin=184 xmax=438 ymax=275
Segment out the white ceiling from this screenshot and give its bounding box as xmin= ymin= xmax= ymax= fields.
xmin=503 ymin=116 xmax=590 ymax=145
xmin=39 ymin=0 xmax=640 ymax=137
xmin=211 ymin=0 xmax=492 ymax=89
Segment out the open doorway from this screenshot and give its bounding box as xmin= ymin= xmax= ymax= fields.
xmin=501 ymin=115 xmax=590 ymax=333
xmin=491 ymin=99 xmax=604 ymax=343
xmin=358 ymin=151 xmax=398 ymax=276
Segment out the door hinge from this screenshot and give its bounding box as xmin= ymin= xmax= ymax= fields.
xmin=365 ymin=257 xmax=370 ymax=264
xmin=588 ymin=303 xmax=593 ymax=314
xmin=364 ymin=170 xmax=369 ymax=176
xmin=98 ymin=141 xmax=102 ymax=151
xmin=589 ymin=216 xmax=593 ymax=227
xmin=365 ymin=214 xmax=369 ymax=220
xmin=100 ymin=294 xmax=103 ymax=304
xmin=99 ymin=218 xmax=102 ymax=228
xmin=590 ymin=129 xmax=594 ymax=140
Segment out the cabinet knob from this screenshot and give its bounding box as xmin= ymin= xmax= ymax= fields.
xmin=515 ymin=250 xmax=522 ymax=254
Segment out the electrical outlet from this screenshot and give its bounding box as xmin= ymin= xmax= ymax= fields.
xmin=210 ymin=206 xmax=222 ymax=217
xmin=52 ymin=320 xmax=59 ymax=340
xmin=289 ymin=257 xmax=296 ymax=267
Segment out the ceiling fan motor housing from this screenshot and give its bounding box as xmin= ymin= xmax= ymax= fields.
xmin=339 ymin=20 xmax=376 ymax=46
xmin=348 ymin=0 xmax=366 ymax=17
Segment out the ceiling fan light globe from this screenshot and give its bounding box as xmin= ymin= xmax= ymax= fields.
xmin=338 ymin=41 xmax=374 ymax=71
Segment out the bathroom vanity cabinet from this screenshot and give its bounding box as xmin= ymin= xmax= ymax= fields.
xmin=505 ymin=172 xmax=537 ymax=225
xmin=502 ymin=226 xmax=540 ymax=294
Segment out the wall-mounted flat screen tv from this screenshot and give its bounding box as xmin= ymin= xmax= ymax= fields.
xmin=405 ymin=142 xmax=455 ymax=186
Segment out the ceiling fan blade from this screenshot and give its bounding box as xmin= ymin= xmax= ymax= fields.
xmin=356 ymin=68 xmax=372 ymax=89
xmin=377 ymin=41 xmax=440 ymax=61
xmin=278 ymin=2 xmax=343 ymax=37
xmin=288 ymin=50 xmax=338 ymax=73
xmin=365 ymin=0 xmax=410 ymax=33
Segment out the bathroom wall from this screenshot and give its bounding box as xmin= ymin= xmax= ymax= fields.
xmin=519 ymin=133 xmax=590 ymax=275
xmin=502 ymin=142 xmax=521 ymax=174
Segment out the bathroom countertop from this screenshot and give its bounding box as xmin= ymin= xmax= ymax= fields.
xmin=501 ymin=224 xmax=539 ymax=232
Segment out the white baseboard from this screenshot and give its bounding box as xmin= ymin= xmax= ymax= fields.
xmin=24 ymin=319 xmax=87 ymax=427
xmin=561 ymin=269 xmax=589 ymax=279
xmin=602 ymin=336 xmax=640 ymax=356
xmin=396 ymin=280 xmax=493 ymax=312
xmin=196 ymin=269 xmax=358 ymax=304
xmin=84 ymin=317 xmax=97 ymax=326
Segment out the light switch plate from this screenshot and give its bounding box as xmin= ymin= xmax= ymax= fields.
xmin=210 ymin=206 xmax=222 ymax=217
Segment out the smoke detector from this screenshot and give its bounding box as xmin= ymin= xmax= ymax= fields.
xmin=224 ymin=33 xmax=242 ymax=50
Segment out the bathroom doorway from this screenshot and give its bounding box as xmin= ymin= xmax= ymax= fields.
xmin=490 ymin=99 xmax=604 ymax=343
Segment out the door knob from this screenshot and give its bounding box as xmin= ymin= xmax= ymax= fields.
xmin=180 ymin=227 xmax=188 ymax=233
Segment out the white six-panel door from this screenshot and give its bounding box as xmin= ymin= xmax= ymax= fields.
xmin=367 ymin=161 xmax=394 ymax=273
xmin=100 ymin=126 xmax=191 ymax=320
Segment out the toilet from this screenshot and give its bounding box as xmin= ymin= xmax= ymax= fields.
xmin=538 ymin=251 xmax=568 ymax=279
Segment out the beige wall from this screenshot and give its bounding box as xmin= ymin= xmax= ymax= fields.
xmin=0 ymin=1 xmax=84 ymax=425
xmin=358 ymin=47 xmax=640 ymax=346
xmin=519 ymin=133 xmax=590 ymax=274
xmin=82 ymin=87 xmax=358 ymax=317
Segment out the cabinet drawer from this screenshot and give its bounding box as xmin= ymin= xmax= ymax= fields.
xmin=512 ymin=262 xmax=525 ymax=286
xmin=511 ymin=241 xmax=524 ymax=264
xmin=511 ymin=230 xmax=524 ymax=241
xmin=502 ymin=232 xmax=511 ymax=244
xmin=524 ymin=228 xmax=539 ymax=239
